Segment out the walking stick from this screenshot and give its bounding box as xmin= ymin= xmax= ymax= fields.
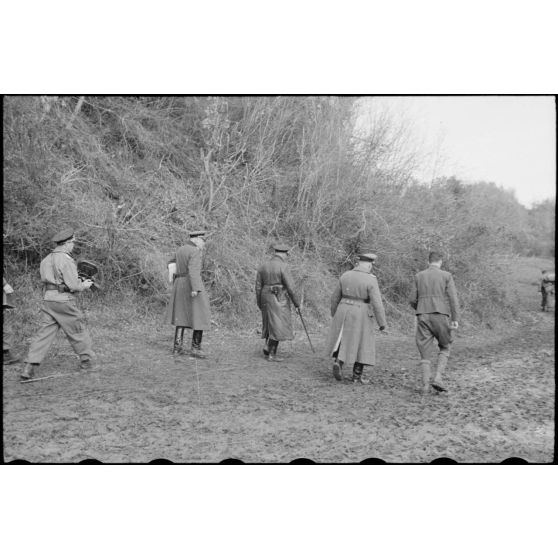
xmin=296 ymin=307 xmax=315 ymax=353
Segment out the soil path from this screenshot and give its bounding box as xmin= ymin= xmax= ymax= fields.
xmin=3 ymin=260 xmax=554 ymax=463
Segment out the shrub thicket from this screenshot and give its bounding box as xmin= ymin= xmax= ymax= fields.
xmin=3 ymin=96 xmax=554 ymax=332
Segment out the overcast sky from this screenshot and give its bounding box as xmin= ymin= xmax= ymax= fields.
xmin=358 ymin=96 xmax=556 ymax=208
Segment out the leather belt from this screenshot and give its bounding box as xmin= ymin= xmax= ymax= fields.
xmin=44 ymin=284 xmax=71 ymax=292
xmin=175 ymin=273 xmax=188 ymax=277
xmin=342 ymin=294 xmax=370 ymax=303
xmin=44 ymin=284 xmax=60 ymax=290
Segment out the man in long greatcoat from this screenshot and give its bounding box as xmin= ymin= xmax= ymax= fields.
xmin=326 ymin=253 xmax=387 ymax=384
xmin=255 ymin=243 xmax=300 ymax=362
xmin=166 ymin=230 xmax=211 ymax=358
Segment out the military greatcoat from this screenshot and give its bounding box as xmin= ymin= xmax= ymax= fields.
xmin=326 ymin=269 xmax=387 ymax=366
xmin=166 ymin=241 xmax=211 ymax=330
xmin=255 ymin=254 xmax=300 ymax=342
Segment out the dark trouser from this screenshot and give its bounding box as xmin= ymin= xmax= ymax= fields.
xmin=415 ymin=313 xmax=452 ymax=361
xmin=416 ymin=313 xmax=452 ymax=388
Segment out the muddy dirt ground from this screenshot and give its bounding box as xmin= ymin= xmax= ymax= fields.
xmin=2 ymin=259 xmax=554 ymax=463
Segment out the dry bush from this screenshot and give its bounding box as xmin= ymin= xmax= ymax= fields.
xmin=4 ymin=96 xmax=550 ymax=333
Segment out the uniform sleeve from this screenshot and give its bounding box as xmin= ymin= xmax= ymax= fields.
xmin=368 ymin=276 xmax=387 ymax=328
xmin=409 ymin=275 xmax=418 ymax=310
xmin=446 ymin=273 xmax=460 ymax=322
xmin=281 ymin=266 xmax=300 ymax=308
xmin=59 ymin=254 xmax=85 ymax=292
xmin=255 ymin=268 xmax=263 ymax=309
xmin=188 ymin=250 xmax=204 ymax=292
xmin=330 ymin=281 xmax=342 ymax=317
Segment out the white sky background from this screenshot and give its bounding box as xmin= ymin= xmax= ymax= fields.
xmin=357 ymin=96 xmax=556 ymax=208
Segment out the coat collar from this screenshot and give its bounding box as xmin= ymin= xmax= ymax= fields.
xmin=53 ymin=245 xmax=72 ymax=255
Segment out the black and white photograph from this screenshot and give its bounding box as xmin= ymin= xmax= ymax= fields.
xmin=2 ymin=94 xmax=555 ymax=463
xmin=1 ymin=3 xmax=557 ymax=558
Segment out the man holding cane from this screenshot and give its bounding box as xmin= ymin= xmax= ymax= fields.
xmin=255 ymin=243 xmax=301 ymax=362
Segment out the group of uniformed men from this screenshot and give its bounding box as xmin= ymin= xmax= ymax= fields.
xmin=5 ymin=228 xmax=463 ymax=394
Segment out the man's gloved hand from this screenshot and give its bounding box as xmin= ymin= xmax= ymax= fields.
xmin=81 ymin=280 xmax=93 ymax=290
xmin=450 ymin=321 xmax=459 ymax=330
xmin=191 ymin=291 xmax=199 ymax=298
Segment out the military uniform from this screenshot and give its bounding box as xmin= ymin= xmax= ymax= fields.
xmin=166 ymin=231 xmax=211 ymax=357
xmin=409 ymin=259 xmax=460 ymax=393
xmin=326 ymin=253 xmax=387 ymax=383
xmin=3 ymin=277 xmax=19 ymax=364
xmin=255 ymin=244 xmax=300 ymax=361
xmin=21 ymin=229 xmax=95 ymax=380
xmin=541 ymin=270 xmax=555 ymax=311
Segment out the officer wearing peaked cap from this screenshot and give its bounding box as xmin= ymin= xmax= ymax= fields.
xmin=326 ymin=251 xmax=387 ymax=384
xmin=255 ymin=242 xmax=301 ymax=362
xmin=166 ymin=230 xmax=211 ymax=357
xmin=20 ymin=228 xmax=96 ymax=380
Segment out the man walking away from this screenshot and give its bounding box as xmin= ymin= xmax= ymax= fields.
xmin=255 ymin=243 xmax=300 ymax=362
xmin=409 ymin=251 xmax=460 ymax=394
xmin=3 ymin=277 xmax=20 ymax=365
xmin=166 ymin=230 xmax=211 ymax=358
xmin=326 ymin=252 xmax=387 ymax=384
xmin=21 ymin=229 xmax=95 ymax=380
xmin=540 ymin=270 xmax=555 ymax=311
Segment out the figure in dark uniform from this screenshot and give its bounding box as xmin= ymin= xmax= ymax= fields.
xmin=255 ymin=243 xmax=300 ymax=362
xmin=166 ymin=230 xmax=211 ymax=358
xmin=3 ymin=277 xmax=20 ymax=365
xmin=540 ymin=270 xmax=555 ymax=311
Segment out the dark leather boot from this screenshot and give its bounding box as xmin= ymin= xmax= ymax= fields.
xmin=80 ymin=357 xmax=98 ymax=371
xmin=20 ymin=362 xmax=37 ymax=380
xmin=265 ymin=340 xmax=283 ymax=362
xmin=173 ymin=327 xmax=186 ymax=354
xmin=191 ymin=330 xmax=206 ymax=359
xmin=332 ymin=359 xmax=344 ymax=381
xmin=352 ymin=362 xmax=369 ymax=384
xmin=3 ymin=350 xmax=20 ymax=365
